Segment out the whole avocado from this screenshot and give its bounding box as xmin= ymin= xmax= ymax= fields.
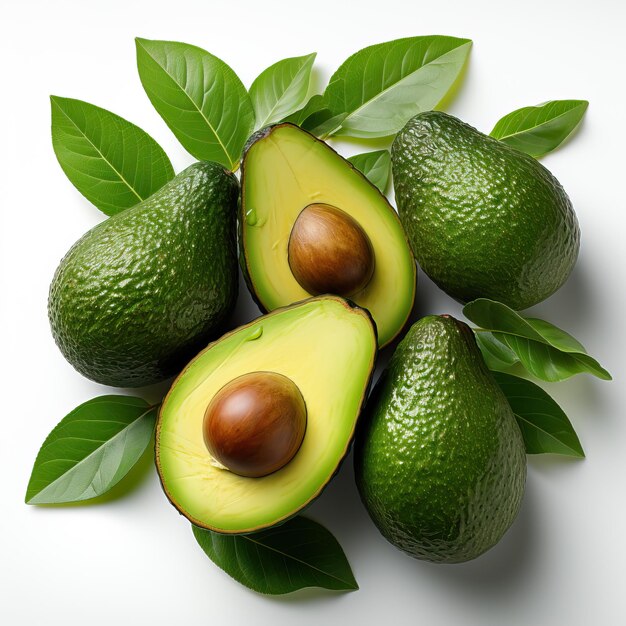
xmin=392 ymin=111 xmax=580 ymax=310
xmin=49 ymin=162 xmax=239 ymax=387
xmin=355 ymin=315 xmax=526 ymax=563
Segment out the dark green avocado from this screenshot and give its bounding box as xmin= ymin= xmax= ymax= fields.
xmin=355 ymin=314 xmax=526 ymax=563
xmin=392 ymin=111 xmax=580 ymax=310
xmin=48 ymin=162 xmax=239 ymax=387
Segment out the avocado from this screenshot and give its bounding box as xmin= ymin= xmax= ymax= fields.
xmin=240 ymin=123 xmax=416 ymax=347
xmin=48 ymin=162 xmax=239 ymax=387
xmin=392 ymin=111 xmax=580 ymax=310
xmin=355 ymin=314 xmax=526 ymax=563
xmin=157 ymin=296 xmax=377 ymax=533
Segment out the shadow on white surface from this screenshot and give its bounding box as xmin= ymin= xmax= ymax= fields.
xmin=418 ymin=483 xmax=537 ymax=591
xmin=286 ymin=448 xmax=540 ymax=604
xmin=526 ymin=260 xmax=595 ymax=334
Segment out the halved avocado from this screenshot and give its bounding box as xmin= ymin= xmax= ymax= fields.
xmin=156 ymin=296 xmax=377 ymax=533
xmin=240 ymin=123 xmax=416 ymax=347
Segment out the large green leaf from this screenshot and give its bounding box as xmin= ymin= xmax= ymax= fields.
xmin=348 ymin=150 xmax=391 ymax=192
xmin=250 ymin=53 xmax=316 ymax=128
xmin=51 ymin=96 xmax=174 ymax=216
xmin=464 ymin=299 xmax=611 ymax=382
xmin=135 ymin=38 xmax=254 ymax=169
xmin=26 ymin=396 xmax=157 ymax=504
xmin=192 ymin=516 xmax=358 ymax=595
xmin=323 ymin=36 xmax=472 ymax=138
xmin=494 ymin=373 xmax=584 ymax=457
xmin=490 ymin=100 xmax=588 ymax=158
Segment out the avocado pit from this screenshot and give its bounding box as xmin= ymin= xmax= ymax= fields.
xmin=202 ymin=371 xmax=307 ymax=478
xmin=288 ymin=203 xmax=375 ymax=297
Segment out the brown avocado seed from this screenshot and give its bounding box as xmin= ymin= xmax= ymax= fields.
xmin=288 ymin=203 xmax=375 ymax=297
xmin=203 ymin=371 xmax=307 ymax=478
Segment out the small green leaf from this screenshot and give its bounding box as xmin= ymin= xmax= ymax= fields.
xmin=280 ymin=95 xmax=347 ymax=137
xmin=51 ymin=96 xmax=174 ymax=216
xmin=26 ymin=396 xmax=158 ymax=504
xmin=135 ymin=38 xmax=254 ymax=170
xmin=250 ymin=53 xmax=316 ymax=129
xmin=323 ymin=36 xmax=472 ymax=138
xmin=490 ymin=100 xmax=588 ymax=158
xmin=464 ymin=299 xmax=611 ymax=382
xmin=306 ymin=111 xmax=348 ymax=138
xmin=192 ymin=516 xmax=358 ymax=595
xmin=475 ymin=331 xmax=519 ymax=370
xmin=348 ymin=150 xmax=391 ymax=192
xmin=493 ymin=372 xmax=584 ymax=457
xmin=281 ymin=94 xmax=327 ymax=127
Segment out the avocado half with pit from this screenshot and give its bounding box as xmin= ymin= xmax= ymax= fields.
xmin=156 ymin=296 xmax=377 ymax=533
xmin=240 ymin=123 xmax=416 ymax=347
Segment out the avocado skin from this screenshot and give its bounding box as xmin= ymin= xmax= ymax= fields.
xmin=49 ymin=162 xmax=239 ymax=387
xmin=355 ymin=315 xmax=526 ymax=563
xmin=392 ymin=111 xmax=580 ymax=310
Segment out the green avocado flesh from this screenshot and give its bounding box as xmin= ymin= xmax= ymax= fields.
xmin=355 ymin=315 xmax=526 ymax=563
xmin=241 ymin=123 xmax=416 ymax=347
xmin=48 ymin=162 xmax=238 ymax=387
xmin=392 ymin=111 xmax=580 ymax=310
xmin=157 ymin=296 xmax=377 ymax=533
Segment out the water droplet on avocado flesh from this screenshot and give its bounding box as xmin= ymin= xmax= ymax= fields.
xmin=245 ymin=207 xmax=258 ymax=226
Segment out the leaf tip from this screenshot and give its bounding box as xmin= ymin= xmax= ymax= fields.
xmin=24 ymin=486 xmax=41 ymax=505
xmin=135 ymin=36 xmax=150 ymax=50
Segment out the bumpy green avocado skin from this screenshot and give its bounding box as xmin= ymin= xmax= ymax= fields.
xmin=392 ymin=111 xmax=580 ymax=310
xmin=355 ymin=315 xmax=526 ymax=563
xmin=49 ymin=162 xmax=239 ymax=387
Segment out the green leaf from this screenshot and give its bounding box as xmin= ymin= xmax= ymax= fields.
xmin=348 ymin=150 xmax=391 ymax=192
xmin=280 ymin=95 xmax=348 ymax=138
xmin=250 ymin=53 xmax=316 ymax=129
xmin=490 ymin=100 xmax=588 ymax=158
xmin=464 ymin=299 xmax=611 ymax=382
xmin=493 ymin=373 xmax=584 ymax=457
xmin=135 ymin=38 xmax=254 ymax=170
xmin=192 ymin=516 xmax=358 ymax=595
xmin=475 ymin=331 xmax=519 ymax=370
xmin=323 ymin=36 xmax=472 ymax=138
xmin=51 ymin=96 xmax=174 ymax=216
xmin=26 ymin=396 xmax=158 ymax=504
xmin=281 ymin=94 xmax=327 ymax=126
xmin=306 ymin=111 xmax=348 ymax=138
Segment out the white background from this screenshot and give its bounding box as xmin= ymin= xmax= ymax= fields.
xmin=1 ymin=1 xmax=624 ymax=624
